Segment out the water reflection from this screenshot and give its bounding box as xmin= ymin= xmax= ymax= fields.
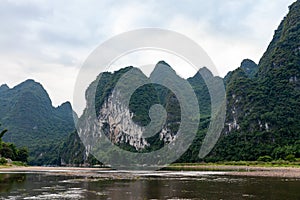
xmin=0 ymin=173 xmax=26 ymax=193
xmin=0 ymin=172 xmax=299 ymax=199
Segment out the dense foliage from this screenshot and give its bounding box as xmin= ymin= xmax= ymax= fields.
xmin=0 ymin=80 xmax=75 ymax=165
xmin=0 ymin=124 xmax=28 ymax=163
xmin=59 ymin=131 xmax=101 ymax=166
xmin=206 ymin=1 xmax=300 ymax=162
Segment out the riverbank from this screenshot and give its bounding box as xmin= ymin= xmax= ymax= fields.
xmin=227 ymin=166 xmax=300 ymax=178
xmin=1 ymin=165 xmax=300 ymax=178
xmin=165 ymin=165 xmax=300 ymax=178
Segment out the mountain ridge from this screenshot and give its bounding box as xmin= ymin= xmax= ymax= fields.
xmin=1 ymin=1 xmax=299 ymax=165
xmin=0 ymin=79 xmax=76 ymax=165
xmin=207 ymin=0 xmax=300 ymax=161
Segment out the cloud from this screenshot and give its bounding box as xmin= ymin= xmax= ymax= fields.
xmin=163 ymin=0 xmax=295 ymax=75
xmin=0 ymin=0 xmax=296 ymax=110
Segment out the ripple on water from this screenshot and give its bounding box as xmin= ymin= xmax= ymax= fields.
xmin=1 ymin=196 xmax=23 ymax=200
xmin=23 ymin=188 xmax=86 ymax=200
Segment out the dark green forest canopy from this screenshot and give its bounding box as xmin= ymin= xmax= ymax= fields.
xmin=0 ymin=124 xmax=29 ymax=164
xmin=0 ymin=80 xmax=75 ymax=165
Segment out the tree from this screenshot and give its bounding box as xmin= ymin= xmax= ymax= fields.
xmin=0 ymin=143 xmax=16 ymax=160
xmin=16 ymin=147 xmax=29 ymax=163
xmin=0 ymin=124 xmax=28 ymax=163
xmin=0 ymin=124 xmax=8 ymax=140
xmin=0 ymin=124 xmax=8 ymax=154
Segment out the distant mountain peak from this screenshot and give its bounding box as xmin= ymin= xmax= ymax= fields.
xmin=0 ymin=83 xmax=9 ymax=88
xmin=157 ymin=60 xmax=171 ymax=66
xmin=241 ymin=59 xmax=257 ymax=67
xmin=24 ymin=79 xmax=35 ymax=82
xmin=199 ymin=66 xmax=214 ymax=76
xmin=0 ymin=84 xmax=9 ymax=92
xmin=20 ymin=79 xmax=41 ymax=86
xmin=57 ymin=101 xmax=72 ymax=109
xmin=258 ymin=0 xmax=300 ymax=75
xmin=14 ymin=79 xmax=43 ymax=89
xmin=240 ymin=59 xmax=258 ymax=78
xmin=150 ymin=61 xmax=177 ymax=78
xmin=189 ymin=67 xmax=214 ymax=83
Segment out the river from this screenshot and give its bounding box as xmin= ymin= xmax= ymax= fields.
xmin=0 ymin=170 xmax=300 ymax=199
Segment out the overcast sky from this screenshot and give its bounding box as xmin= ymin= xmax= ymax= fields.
xmin=0 ymin=0 xmax=296 ymax=110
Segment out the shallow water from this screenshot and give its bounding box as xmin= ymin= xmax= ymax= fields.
xmin=0 ymin=171 xmax=300 ymax=199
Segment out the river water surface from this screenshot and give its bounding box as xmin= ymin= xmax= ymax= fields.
xmin=0 ymin=170 xmax=299 ymax=199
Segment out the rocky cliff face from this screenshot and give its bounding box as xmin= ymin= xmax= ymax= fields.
xmin=98 ymin=90 xmax=177 ymax=150
xmin=98 ymin=91 xmax=149 ymax=150
xmin=223 ymin=62 xmax=257 ymax=134
xmin=77 ymin=63 xmax=182 ymax=156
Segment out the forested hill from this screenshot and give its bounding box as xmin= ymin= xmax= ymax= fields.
xmin=207 ymin=0 xmax=300 ymax=162
xmin=1 ymin=1 xmax=299 ymax=166
xmin=60 ymin=1 xmax=300 ymax=165
xmin=0 ymin=79 xmax=75 ymax=165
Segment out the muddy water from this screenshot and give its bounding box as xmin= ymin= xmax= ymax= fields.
xmin=0 ymin=171 xmax=300 ymax=199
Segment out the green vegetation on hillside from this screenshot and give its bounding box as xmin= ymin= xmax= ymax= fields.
xmin=59 ymin=131 xmax=101 ymax=166
xmin=65 ymin=0 xmax=300 ymax=165
xmin=206 ymin=0 xmax=300 ymax=162
xmin=1 ymin=1 xmax=299 ymax=166
xmin=0 ymin=124 xmax=28 ymax=165
xmin=0 ymin=80 xmax=75 ymax=165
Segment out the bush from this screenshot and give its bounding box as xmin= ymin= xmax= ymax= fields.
xmin=285 ymin=154 xmax=296 ymax=162
xmin=16 ymin=147 xmax=29 ymax=163
xmin=0 ymin=157 xmax=7 ymax=165
xmin=257 ymin=155 xmax=273 ymax=162
xmin=11 ymin=161 xmax=27 ymax=166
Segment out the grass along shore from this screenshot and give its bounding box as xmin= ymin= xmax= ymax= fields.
xmin=166 ymin=160 xmax=300 ymax=170
xmin=162 ymin=161 xmax=300 ymax=178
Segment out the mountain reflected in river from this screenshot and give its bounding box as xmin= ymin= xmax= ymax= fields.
xmin=0 ymin=171 xmax=300 ymax=199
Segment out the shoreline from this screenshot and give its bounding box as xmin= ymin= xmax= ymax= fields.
xmin=0 ymin=165 xmax=300 ymax=178
xmin=164 ymin=164 xmax=300 ymax=178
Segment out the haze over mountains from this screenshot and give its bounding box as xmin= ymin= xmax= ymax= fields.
xmin=0 ymin=0 xmax=299 ymax=165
